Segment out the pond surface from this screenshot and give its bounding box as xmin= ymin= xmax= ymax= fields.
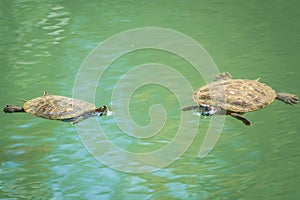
xmin=1 ymin=0 xmax=300 ymax=199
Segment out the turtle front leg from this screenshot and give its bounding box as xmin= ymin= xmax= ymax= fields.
xmin=276 ymin=93 xmax=299 ymax=105
xmin=70 ymin=116 xmax=84 ymax=124
xmin=230 ymin=113 xmax=252 ymax=126
xmin=3 ymin=105 xmax=25 ymax=113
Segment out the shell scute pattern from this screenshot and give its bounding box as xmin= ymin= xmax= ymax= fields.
xmin=23 ymin=95 xmax=96 ymax=120
xmin=193 ymin=79 xmax=277 ymax=113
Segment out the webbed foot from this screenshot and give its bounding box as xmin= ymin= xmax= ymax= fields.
xmin=276 ymin=93 xmax=299 ymax=105
xmin=3 ymin=105 xmax=25 ymax=113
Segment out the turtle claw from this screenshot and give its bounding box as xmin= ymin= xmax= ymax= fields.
xmin=276 ymin=93 xmax=299 ymax=105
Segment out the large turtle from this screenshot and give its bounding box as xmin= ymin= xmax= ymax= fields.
xmin=3 ymin=92 xmax=112 ymax=124
xmin=182 ymin=72 xmax=298 ymax=126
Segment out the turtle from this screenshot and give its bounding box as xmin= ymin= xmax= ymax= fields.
xmin=3 ymin=92 xmax=112 ymax=124
xmin=182 ymin=72 xmax=298 ymax=126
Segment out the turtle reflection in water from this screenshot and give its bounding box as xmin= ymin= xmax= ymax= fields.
xmin=182 ymin=72 xmax=298 ymax=126
xmin=3 ymin=92 xmax=112 ymax=124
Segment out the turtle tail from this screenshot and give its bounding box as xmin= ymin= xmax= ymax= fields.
xmin=3 ymin=105 xmax=25 ymax=113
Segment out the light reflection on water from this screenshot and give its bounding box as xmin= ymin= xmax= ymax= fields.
xmin=1 ymin=0 xmax=300 ymax=199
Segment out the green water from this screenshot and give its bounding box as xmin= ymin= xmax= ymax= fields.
xmin=1 ymin=0 xmax=300 ymax=199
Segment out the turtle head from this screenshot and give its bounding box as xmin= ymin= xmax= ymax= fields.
xmin=195 ymin=104 xmax=218 ymax=116
xmin=95 ymin=105 xmax=113 ymax=117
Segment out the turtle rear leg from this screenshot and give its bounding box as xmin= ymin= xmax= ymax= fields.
xmin=276 ymin=93 xmax=299 ymax=105
xmin=3 ymin=105 xmax=25 ymax=113
xmin=230 ymin=113 xmax=252 ymax=126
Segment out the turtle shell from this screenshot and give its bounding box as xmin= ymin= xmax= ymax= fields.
xmin=193 ymin=79 xmax=277 ymax=113
xmin=23 ymin=95 xmax=96 ymax=120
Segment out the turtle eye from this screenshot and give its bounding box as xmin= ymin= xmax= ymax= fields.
xmin=98 ymin=105 xmax=108 ymax=112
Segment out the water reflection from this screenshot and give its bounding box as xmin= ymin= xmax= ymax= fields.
xmin=1 ymin=0 xmax=299 ymax=199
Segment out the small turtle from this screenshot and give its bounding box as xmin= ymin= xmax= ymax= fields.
xmin=3 ymin=92 xmax=112 ymax=124
xmin=182 ymin=72 xmax=298 ymax=126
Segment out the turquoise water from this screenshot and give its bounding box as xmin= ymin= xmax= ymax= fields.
xmin=1 ymin=0 xmax=300 ymax=199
